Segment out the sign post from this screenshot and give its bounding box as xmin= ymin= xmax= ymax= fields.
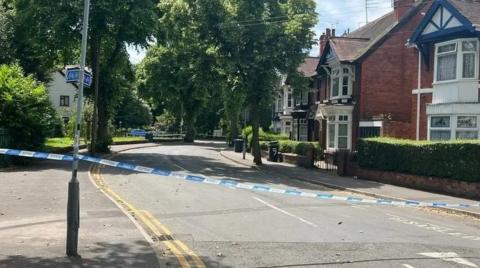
xmin=66 ymin=0 xmax=90 ymax=257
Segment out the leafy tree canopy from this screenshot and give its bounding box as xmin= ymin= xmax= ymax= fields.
xmin=0 ymin=64 xmax=59 ymax=151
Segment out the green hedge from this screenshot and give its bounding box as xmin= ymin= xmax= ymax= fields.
xmin=242 ymin=126 xmax=289 ymax=145
xmin=260 ymin=140 xmax=323 ymax=160
xmin=358 ymin=137 xmax=480 ymax=182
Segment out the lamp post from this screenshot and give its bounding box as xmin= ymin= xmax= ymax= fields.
xmin=66 ymin=0 xmax=90 ymax=257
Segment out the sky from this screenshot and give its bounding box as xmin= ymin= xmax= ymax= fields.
xmin=127 ymin=0 xmax=393 ymax=64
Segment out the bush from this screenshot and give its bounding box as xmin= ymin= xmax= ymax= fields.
xmin=243 ymin=126 xmax=289 ymax=146
xmin=260 ymin=139 xmax=323 ymax=160
xmin=0 ymin=65 xmax=58 ymax=152
xmin=358 ymin=137 xmax=480 ymax=182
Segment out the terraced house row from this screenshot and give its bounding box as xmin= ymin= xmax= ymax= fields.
xmin=273 ymin=0 xmax=480 ymax=151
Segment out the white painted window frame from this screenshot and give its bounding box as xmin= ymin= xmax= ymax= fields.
xmin=330 ymin=65 xmax=354 ymax=100
xmin=285 ymin=88 xmax=293 ymax=108
xmin=326 ymin=114 xmax=352 ymax=151
xmin=433 ymin=38 xmax=480 ymax=84
xmin=428 ymin=114 xmax=480 ymax=140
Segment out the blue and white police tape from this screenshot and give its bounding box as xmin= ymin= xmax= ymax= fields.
xmin=1 ymin=148 xmax=479 ymax=209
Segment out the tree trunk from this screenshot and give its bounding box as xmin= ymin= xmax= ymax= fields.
xmin=95 ymin=99 xmax=111 ymax=152
xmin=183 ymin=113 xmax=196 ymax=143
xmin=89 ymin=34 xmax=101 ymax=155
xmin=250 ymin=101 xmax=262 ymax=165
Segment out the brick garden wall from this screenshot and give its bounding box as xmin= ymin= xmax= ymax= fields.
xmin=355 ymin=167 xmax=480 ymax=200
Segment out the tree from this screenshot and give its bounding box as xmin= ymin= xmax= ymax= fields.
xmin=0 ymin=65 xmax=58 ymax=151
xmin=13 ymin=0 xmax=80 ymax=81
xmin=0 ymin=0 xmax=15 ymax=65
xmin=137 ymin=0 xmax=224 ymax=142
xmin=13 ymin=0 xmax=158 ymax=153
xmin=114 ymin=91 xmax=152 ymax=129
xmin=217 ymin=0 xmax=317 ymax=164
xmin=222 ymin=77 xmax=246 ymax=145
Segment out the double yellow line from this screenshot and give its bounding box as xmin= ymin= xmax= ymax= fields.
xmin=90 ymin=164 xmax=206 ymax=268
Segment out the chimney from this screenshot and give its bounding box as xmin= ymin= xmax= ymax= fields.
xmin=394 ymin=0 xmax=416 ymax=20
xmin=319 ymin=28 xmax=336 ymax=56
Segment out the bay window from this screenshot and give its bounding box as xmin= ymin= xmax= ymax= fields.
xmin=429 ymin=115 xmax=480 ymax=141
xmin=330 ymin=66 xmax=352 ymax=99
xmin=326 ymin=115 xmax=351 ymax=150
xmin=435 ymin=39 xmax=479 ymax=82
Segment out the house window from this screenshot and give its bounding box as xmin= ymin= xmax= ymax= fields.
xmin=60 ymin=95 xmax=70 ymax=107
xmin=456 ymin=116 xmax=478 ymax=140
xmin=462 ymin=41 xmax=477 ymax=78
xmin=359 ymin=127 xmax=381 ymax=138
xmin=331 ymin=66 xmax=352 ymax=99
xmin=62 ymin=117 xmax=70 ymax=125
xmin=302 ymin=92 xmax=309 ymax=105
xmin=287 ymin=92 xmax=293 ymax=108
xmin=327 ymin=115 xmax=350 ymax=150
xmin=435 ymin=39 xmax=479 ymax=82
xmin=430 ymin=116 xmax=451 ymax=141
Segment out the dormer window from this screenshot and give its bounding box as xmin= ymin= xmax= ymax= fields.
xmin=331 ymin=66 xmax=352 ymax=99
xmin=435 ymin=39 xmax=479 ymax=82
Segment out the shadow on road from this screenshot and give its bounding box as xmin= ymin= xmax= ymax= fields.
xmin=0 ymin=240 xmax=229 ymax=268
xmin=97 ymin=141 xmax=364 ymax=194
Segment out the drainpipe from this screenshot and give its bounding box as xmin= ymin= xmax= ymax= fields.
xmin=416 ymin=47 xmax=422 ymax=141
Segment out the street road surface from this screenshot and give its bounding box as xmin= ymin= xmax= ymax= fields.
xmin=96 ymin=142 xmax=480 ymax=268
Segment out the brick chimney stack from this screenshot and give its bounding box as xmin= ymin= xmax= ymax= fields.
xmin=319 ymin=28 xmax=336 ymax=56
xmin=394 ymin=0 xmax=416 ymax=20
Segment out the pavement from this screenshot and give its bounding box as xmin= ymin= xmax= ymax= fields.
xmin=220 ymin=150 xmax=480 ymax=218
xmin=0 ymin=144 xmax=165 ymax=268
xmin=1 ymin=141 xmax=480 ymax=268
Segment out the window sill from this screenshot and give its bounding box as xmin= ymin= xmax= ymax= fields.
xmin=330 ymin=96 xmax=352 ymax=100
xmin=432 ymin=78 xmax=479 ymax=85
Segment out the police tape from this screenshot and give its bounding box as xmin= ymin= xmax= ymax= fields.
xmin=1 ymin=148 xmax=479 ymax=209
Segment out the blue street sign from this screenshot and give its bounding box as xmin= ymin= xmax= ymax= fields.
xmin=65 ymin=67 xmax=93 ymax=87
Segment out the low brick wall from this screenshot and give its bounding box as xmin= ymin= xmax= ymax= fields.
xmin=356 ymin=168 xmax=480 ymax=200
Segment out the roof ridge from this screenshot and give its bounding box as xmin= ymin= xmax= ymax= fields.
xmin=332 ymin=37 xmax=370 ymax=41
xmin=347 ymin=10 xmax=395 ymax=38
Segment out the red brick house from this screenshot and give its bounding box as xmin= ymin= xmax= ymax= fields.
xmin=409 ymin=0 xmax=480 ymax=141
xmin=314 ymin=0 xmax=435 ymax=151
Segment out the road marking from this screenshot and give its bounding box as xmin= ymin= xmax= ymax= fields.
xmin=138 ymin=211 xmax=191 ymax=268
xmin=418 ymin=252 xmax=478 ymax=267
xmin=89 ymin=162 xmax=206 ymax=268
xmin=253 ymin=197 xmax=318 ymax=228
xmin=387 ymin=213 xmax=480 ymax=242
xmin=402 ymin=264 xmax=416 ymax=268
xmin=143 ymin=210 xmax=206 ymax=268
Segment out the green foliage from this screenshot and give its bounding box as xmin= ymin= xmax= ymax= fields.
xmin=243 ymin=126 xmax=289 ymax=145
xmin=14 ymin=0 xmax=158 ymax=152
xmin=155 ymin=111 xmax=180 ymax=133
xmin=0 ymin=65 xmax=57 ymax=151
xmin=65 ymin=102 xmax=93 ymax=139
xmin=47 ymin=114 xmax=65 ymax=138
xmin=0 ymin=0 xmax=15 ymax=65
xmin=260 ymin=139 xmax=322 ymax=160
xmin=114 ymin=92 xmax=152 ymax=129
xmin=137 ymin=0 xmax=223 ymax=142
xmin=358 ymin=137 xmax=480 ymax=182
xmin=218 ymin=0 xmax=317 ymax=163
